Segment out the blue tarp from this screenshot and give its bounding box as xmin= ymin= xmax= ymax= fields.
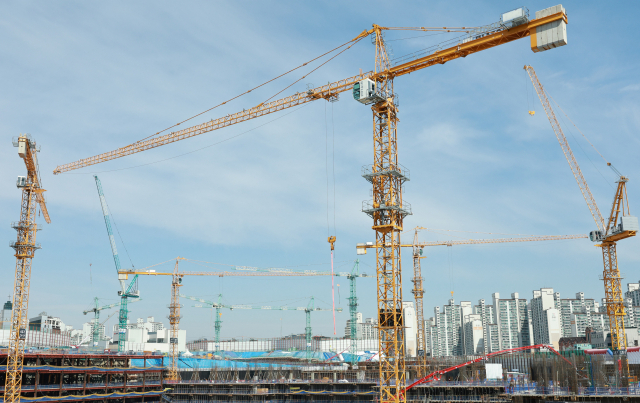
xmin=130 ymin=350 xmax=379 ymax=369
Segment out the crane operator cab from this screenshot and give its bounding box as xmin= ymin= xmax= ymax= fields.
xmin=590 ymin=216 xmax=639 ymax=242
xmin=353 ymin=79 xmax=385 ymax=105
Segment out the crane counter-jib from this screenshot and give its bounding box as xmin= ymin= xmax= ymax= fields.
xmin=53 ymin=7 xmax=568 ymax=175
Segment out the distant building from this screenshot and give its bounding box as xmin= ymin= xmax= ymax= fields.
xmin=473 ymin=299 xmax=495 ymax=354
xmin=82 ymin=318 xmax=106 ymax=344
xmin=112 ymin=316 xmax=165 ymax=338
xmin=492 ymin=292 xmax=533 ymax=350
xmin=0 ymin=301 xmax=12 ymax=330
xmin=403 ymin=302 xmax=418 ymax=357
xmin=626 ymin=281 xmax=640 ymax=307
xmin=361 ymin=317 xmax=377 ymax=339
xmin=556 ymin=292 xmax=598 ymax=337
xmin=531 ymin=288 xmax=562 ymax=348
xmin=426 ymin=299 xmax=468 ymax=357
xmin=344 ymin=312 xmax=363 ymax=339
xmin=29 ymin=312 xmax=69 ymax=333
xmin=463 ymin=313 xmax=484 ymax=355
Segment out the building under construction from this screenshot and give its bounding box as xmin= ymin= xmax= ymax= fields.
xmin=6 ymin=2 xmax=640 ymax=403
xmin=0 ymin=352 xmax=163 ymax=403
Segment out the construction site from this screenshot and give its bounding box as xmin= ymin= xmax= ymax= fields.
xmin=3 ymin=2 xmax=640 ymax=403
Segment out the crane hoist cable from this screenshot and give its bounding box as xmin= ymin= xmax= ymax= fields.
xmin=137 ymin=37 xmax=364 ymax=144
xmin=60 ymin=103 xmax=313 ymax=175
xmin=324 ymin=99 xmax=338 ymax=335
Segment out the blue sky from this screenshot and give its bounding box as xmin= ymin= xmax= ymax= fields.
xmin=1 ymin=1 xmax=639 ymax=341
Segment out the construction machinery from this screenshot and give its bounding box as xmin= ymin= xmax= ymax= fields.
xmin=525 ymin=65 xmax=638 ymax=353
xmin=75 ymin=310 xmax=119 ymax=347
xmin=5 ymin=135 xmax=51 ymax=403
xmin=94 ymin=175 xmax=140 ymax=352
xmin=55 ymin=6 xmax=568 ymax=401
xmin=82 ymin=297 xmax=141 ymax=346
xmin=183 ymin=294 xmax=224 ymax=352
xmin=119 ymin=257 xmax=357 ymax=380
xmin=186 ymin=294 xmax=341 ymax=360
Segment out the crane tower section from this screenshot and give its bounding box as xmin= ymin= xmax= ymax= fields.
xmin=5 ymin=135 xmax=50 ymax=403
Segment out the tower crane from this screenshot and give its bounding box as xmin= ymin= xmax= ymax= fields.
xmin=186 ymin=295 xmax=341 ymax=360
xmin=74 ymin=310 xmax=119 ymax=347
xmin=54 ymin=6 xmax=568 ymax=401
xmin=524 ymin=65 xmax=638 ymax=353
xmin=182 ymin=294 xmax=225 ymax=352
xmin=82 ymin=297 xmax=141 ymax=345
xmin=5 ymin=135 xmax=51 ymax=403
xmin=119 ymin=256 xmax=359 ymax=380
xmin=94 ymin=175 xmax=140 ymax=352
xmin=358 ymin=231 xmax=587 ymax=376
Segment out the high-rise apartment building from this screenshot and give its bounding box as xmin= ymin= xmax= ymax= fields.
xmin=626 ymin=281 xmax=640 ymax=307
xmin=463 ymin=313 xmax=484 ymax=355
xmin=492 ymin=292 xmax=533 ymax=350
xmin=555 ymin=292 xmax=597 ymax=337
xmin=531 ymin=288 xmax=562 ymax=347
xmin=473 ymin=299 xmax=495 ymax=354
xmin=403 ymin=302 xmax=418 ymax=357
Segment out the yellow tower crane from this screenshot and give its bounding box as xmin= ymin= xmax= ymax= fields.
xmin=4 ymin=135 xmax=51 ymax=403
xmin=525 ymin=65 xmax=638 ymax=353
xmin=54 ymin=7 xmax=568 ymax=401
xmin=118 ymin=257 xmax=355 ymax=381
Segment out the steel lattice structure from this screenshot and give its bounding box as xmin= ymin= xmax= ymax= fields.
xmin=52 ymin=10 xmax=569 ymax=401
xmin=5 ymin=135 xmax=51 ymax=403
xmin=411 ymin=229 xmax=427 ymax=377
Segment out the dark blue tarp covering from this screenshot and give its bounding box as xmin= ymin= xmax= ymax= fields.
xmin=1 ymin=389 xmax=165 ymax=402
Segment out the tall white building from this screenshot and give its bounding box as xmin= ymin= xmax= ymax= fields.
xmin=531 ymin=288 xmax=562 ymax=348
xmin=626 ymin=281 xmax=640 ymax=307
xmin=493 ymin=292 xmax=533 ymax=350
xmin=403 ymin=302 xmax=418 ymax=357
xmin=425 ymin=299 xmax=469 ymax=357
xmin=361 ymin=317 xmax=377 ymax=339
xmin=555 ymin=292 xmax=598 ymax=337
xmin=463 ymin=314 xmax=484 ymax=355
xmin=473 ymin=299 xmax=496 ymax=354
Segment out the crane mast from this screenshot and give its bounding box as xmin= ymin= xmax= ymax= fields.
xmin=347 ymin=260 xmax=360 ymax=367
xmin=5 ymin=135 xmax=51 ymax=403
xmin=362 ymin=25 xmax=408 ymax=403
xmin=411 ymin=229 xmax=427 ymax=377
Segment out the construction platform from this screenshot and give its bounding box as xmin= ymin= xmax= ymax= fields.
xmin=0 ymin=352 xmax=164 ymax=403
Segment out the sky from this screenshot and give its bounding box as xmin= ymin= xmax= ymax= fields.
xmin=1 ymin=1 xmax=639 ymax=343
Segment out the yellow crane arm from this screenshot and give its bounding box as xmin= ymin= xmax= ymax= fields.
xmin=18 ymin=137 xmax=50 ymax=223
xmin=524 ymin=65 xmax=605 ymax=232
xmin=357 ymin=233 xmax=586 ymax=252
xmin=415 ymin=233 xmax=586 ymax=247
xmin=54 ymin=12 xmax=567 ymax=175
xmin=118 ymin=270 xmax=336 ymax=278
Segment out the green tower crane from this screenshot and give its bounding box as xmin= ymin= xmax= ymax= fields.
xmin=186 ymin=295 xmax=341 ymax=361
xmin=82 ymin=297 xmax=141 ymax=345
